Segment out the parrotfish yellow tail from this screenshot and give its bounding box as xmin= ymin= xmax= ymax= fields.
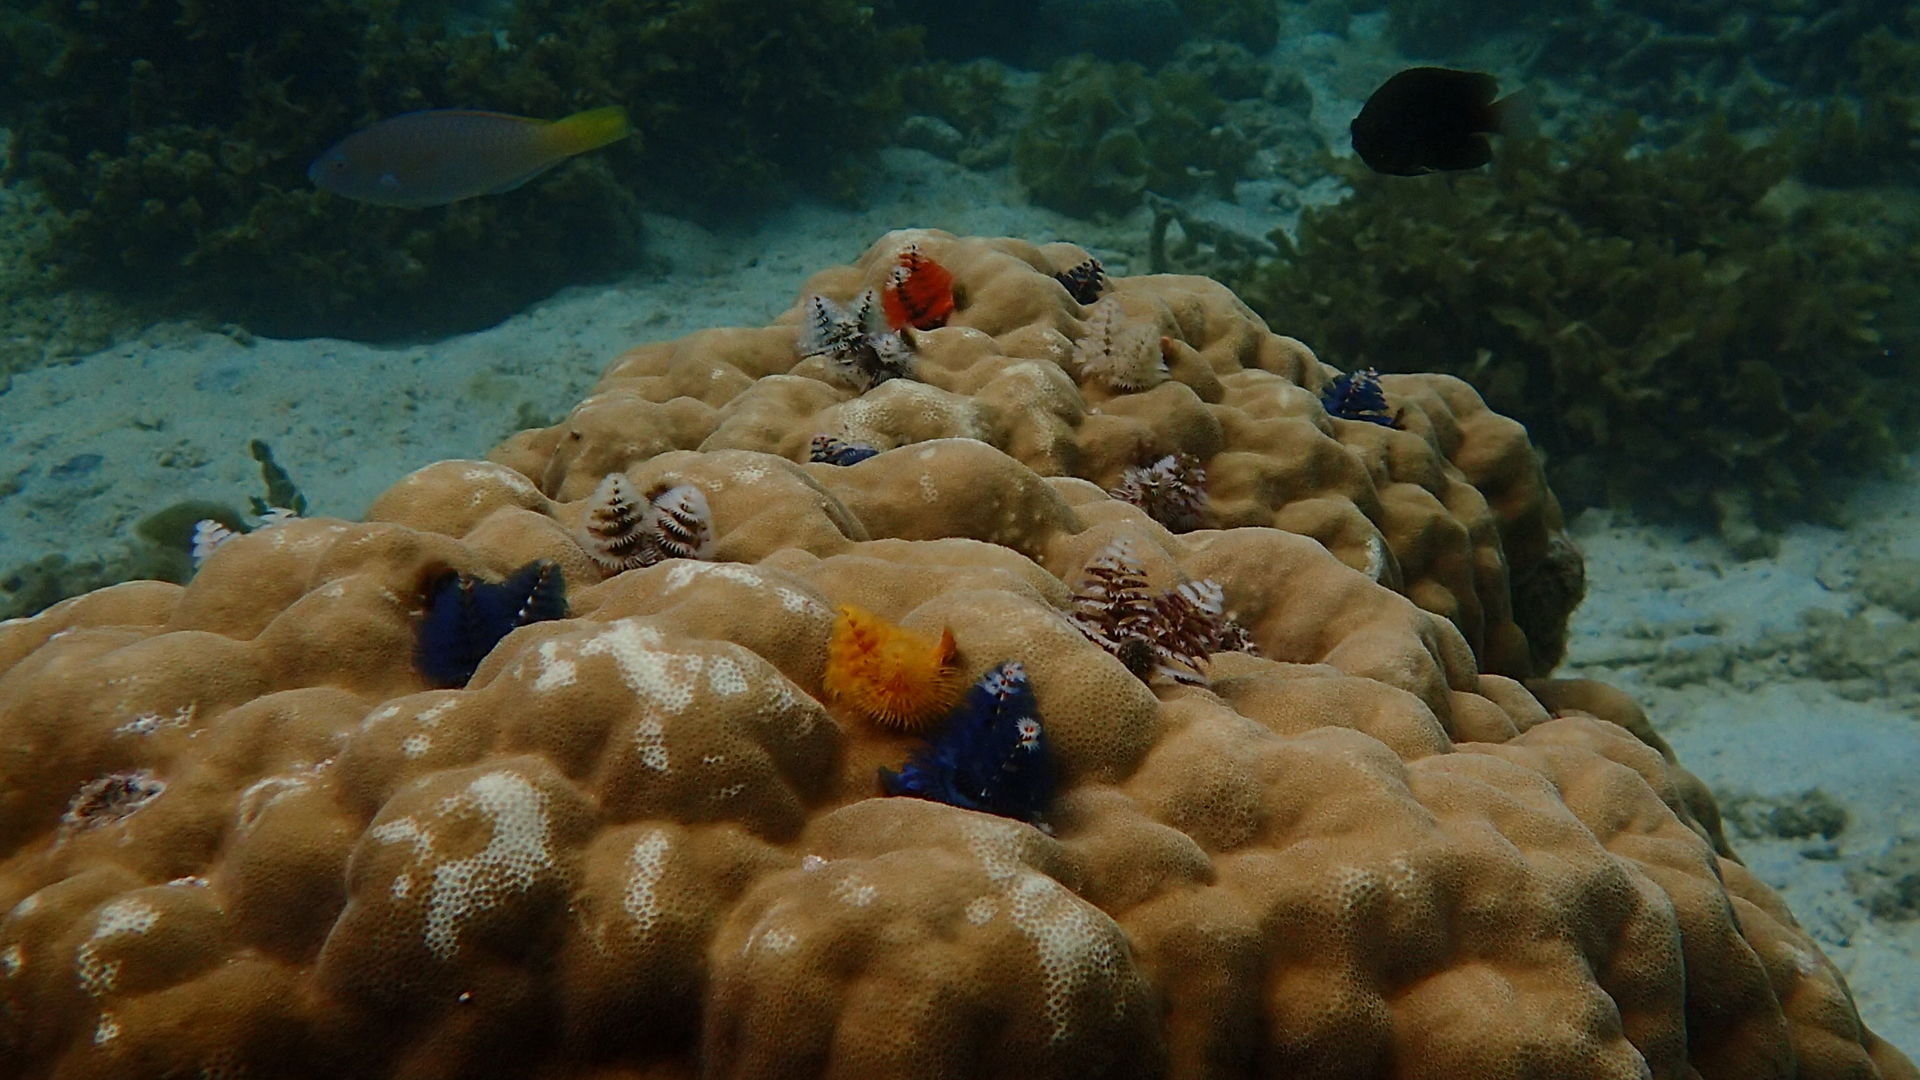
xmin=543 ymin=105 xmax=632 ymax=157
xmin=490 ymin=106 xmax=633 ymax=195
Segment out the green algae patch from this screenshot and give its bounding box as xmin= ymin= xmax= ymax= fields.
xmin=1234 ymin=117 xmax=1920 ymax=540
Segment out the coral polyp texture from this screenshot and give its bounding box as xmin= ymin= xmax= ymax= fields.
xmin=0 ymin=231 xmax=1913 ymax=1080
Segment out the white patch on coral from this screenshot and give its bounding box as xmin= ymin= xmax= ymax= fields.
xmin=965 ymin=896 xmax=997 ymax=926
xmin=12 ymin=893 xmax=39 ymax=917
xmin=801 ymin=854 xmax=827 ymax=872
xmin=664 ymin=562 xmax=763 ymax=592
xmin=461 ymin=464 xmax=538 ymax=497
xmin=776 ymin=586 xmax=829 ymax=618
xmin=320 ymin=582 xmax=348 ymax=599
xmin=707 ymin=654 xmax=750 ymax=697
xmin=966 ymin=822 xmax=1124 ymax=1044
xmin=77 ymin=896 xmax=161 ymax=996
xmin=751 ymin=925 xmax=797 ymax=955
xmin=622 ymin=829 xmax=672 ymax=936
xmin=714 ymin=783 xmax=745 ymax=801
xmin=361 ymin=704 xmax=404 ymax=730
xmin=1 ymin=943 xmax=23 ymax=977
xmin=1363 ymin=533 xmax=1388 ymax=583
xmin=415 ymin=699 xmax=458 ymax=729
xmin=369 ymin=815 xmax=436 ymax=861
xmin=402 ymin=733 xmax=432 ymax=758
xmin=919 ymin=473 xmax=939 ymax=503
xmin=236 ymin=775 xmax=310 ymax=832
xmin=93 ymin=1012 xmax=120 ymax=1045
xmin=731 ymin=462 xmax=768 ymax=485
xmin=423 ymin=771 xmax=556 ymax=960
xmin=581 ymin=619 xmax=705 ymax=714
xmin=532 ymin=639 xmax=579 ymax=691
xmin=831 ymin=874 xmax=876 ymax=908
xmin=392 ymin=874 xmax=412 ymax=900
xmin=916 ymin=446 xmax=939 ymax=460
xmin=167 ymin=876 xmax=208 ymax=889
xmin=633 ymin=716 xmax=670 ymax=772
xmin=1004 ymin=872 xmax=1119 ymax=1043
xmin=114 ymin=703 xmax=194 ymax=737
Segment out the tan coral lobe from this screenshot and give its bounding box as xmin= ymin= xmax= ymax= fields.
xmin=0 ymin=230 xmax=1910 ymax=1080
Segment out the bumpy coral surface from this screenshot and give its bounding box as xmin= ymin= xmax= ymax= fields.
xmin=0 ymin=231 xmax=1911 ymax=1080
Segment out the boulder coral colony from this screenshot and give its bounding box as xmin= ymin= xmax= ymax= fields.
xmin=0 ymin=231 xmax=1913 ymax=1079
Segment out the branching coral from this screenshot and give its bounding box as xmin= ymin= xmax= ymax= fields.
xmin=1235 ymin=116 xmax=1919 ymax=541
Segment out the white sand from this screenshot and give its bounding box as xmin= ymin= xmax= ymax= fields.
xmin=2 ymin=54 xmax=1916 ymax=1062
xmin=1564 ymin=478 xmax=1920 ymax=1054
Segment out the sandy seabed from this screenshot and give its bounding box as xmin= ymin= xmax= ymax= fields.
xmin=2 ymin=48 xmax=1917 ymax=1062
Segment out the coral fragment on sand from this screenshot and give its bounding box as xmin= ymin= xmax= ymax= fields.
xmin=1110 ymin=453 xmax=1208 ymax=532
xmin=881 ymin=243 xmax=957 ymax=330
xmin=880 ymin=661 xmax=1053 ymax=827
xmin=416 ymin=560 xmax=568 ymax=688
xmin=1073 ymin=297 xmax=1167 ymax=391
xmin=1321 ymin=367 xmax=1398 ymax=426
xmin=1067 ymin=541 xmax=1251 ymax=685
xmin=823 ymin=605 xmax=962 ymax=730
xmin=579 ymin=475 xmax=714 ymax=572
xmin=809 ymin=435 xmax=880 ymax=466
xmin=799 ymin=289 xmax=916 ymax=392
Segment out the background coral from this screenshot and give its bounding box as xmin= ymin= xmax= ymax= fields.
xmin=0 ymin=0 xmax=913 ymax=338
xmin=1012 ymin=57 xmax=1251 ymax=218
xmin=1233 ymin=118 xmax=1920 ymax=547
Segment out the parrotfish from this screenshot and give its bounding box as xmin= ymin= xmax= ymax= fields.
xmin=308 ymin=106 xmax=631 ymax=208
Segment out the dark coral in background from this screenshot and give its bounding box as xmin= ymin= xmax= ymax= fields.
xmin=1236 ymin=117 xmax=1920 ymax=542
xmin=0 ymin=0 xmax=913 ymax=339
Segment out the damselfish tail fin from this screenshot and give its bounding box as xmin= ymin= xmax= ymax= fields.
xmin=1490 ymin=88 xmax=1537 ymax=139
xmin=549 ymin=105 xmax=632 ymax=154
